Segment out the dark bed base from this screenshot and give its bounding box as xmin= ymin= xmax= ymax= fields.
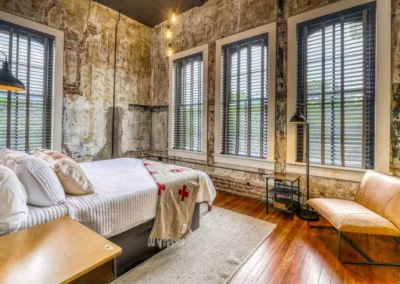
xmin=109 ymin=203 xmax=201 ymax=275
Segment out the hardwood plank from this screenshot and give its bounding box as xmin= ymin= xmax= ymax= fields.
xmin=255 ymin=219 xmax=304 ymax=283
xmin=229 ymin=213 xmax=289 ymax=284
xmin=267 ymin=220 xmax=308 ymax=283
xmin=295 ymin=224 xmax=331 ymax=284
xmin=244 ymin=218 xmax=299 ymax=283
xmin=212 ymin=191 xmax=400 ymax=284
xmin=317 ymin=225 xmax=338 ymax=284
xmin=280 ymin=222 xmax=314 ymax=284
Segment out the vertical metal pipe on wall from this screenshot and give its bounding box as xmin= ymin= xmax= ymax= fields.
xmin=111 ymin=9 xmax=121 ymax=159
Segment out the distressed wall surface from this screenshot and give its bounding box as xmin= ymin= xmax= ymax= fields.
xmin=0 ymin=0 xmax=152 ymax=161
xmin=3 ymin=0 xmax=399 ymax=202
xmin=392 ymin=0 xmax=400 ymax=175
xmin=150 ymin=0 xmax=389 ymax=201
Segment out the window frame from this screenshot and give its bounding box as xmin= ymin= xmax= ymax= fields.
xmin=168 ymin=44 xmax=208 ymax=161
xmin=287 ymin=0 xmax=390 ymax=182
xmin=214 ymin=23 xmax=276 ymax=170
xmin=0 ymin=11 xmax=64 ymax=152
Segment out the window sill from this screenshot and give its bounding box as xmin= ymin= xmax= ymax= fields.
xmin=213 ymin=154 xmax=275 ymax=170
xmin=168 ymin=149 xmax=207 ymax=161
xmin=286 ymin=161 xmax=367 ymax=182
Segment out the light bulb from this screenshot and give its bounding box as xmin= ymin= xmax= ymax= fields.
xmin=166 ymin=25 xmax=172 ymax=39
xmin=168 ymin=47 xmax=173 ymax=57
xmin=171 ymin=13 xmax=177 ymax=23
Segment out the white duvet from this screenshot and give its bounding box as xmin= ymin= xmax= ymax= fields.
xmin=22 ymin=158 xmax=216 ymax=238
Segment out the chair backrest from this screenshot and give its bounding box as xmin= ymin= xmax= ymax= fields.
xmin=355 ymin=170 xmax=400 ymax=229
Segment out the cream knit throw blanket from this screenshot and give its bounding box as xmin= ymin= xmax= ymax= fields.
xmin=144 ymin=160 xmax=200 ymax=247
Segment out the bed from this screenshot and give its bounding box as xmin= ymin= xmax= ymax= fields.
xmin=19 ymin=158 xmax=216 ymax=274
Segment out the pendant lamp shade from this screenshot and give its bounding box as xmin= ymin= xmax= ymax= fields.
xmin=289 ymin=107 xmax=307 ymax=124
xmin=0 ymin=61 xmax=25 ymax=91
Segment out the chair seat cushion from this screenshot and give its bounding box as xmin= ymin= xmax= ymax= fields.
xmin=308 ymin=198 xmax=400 ymax=236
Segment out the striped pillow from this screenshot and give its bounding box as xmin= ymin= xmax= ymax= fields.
xmin=0 ymin=149 xmax=65 ymax=207
xmin=34 ymin=148 xmax=94 ymax=195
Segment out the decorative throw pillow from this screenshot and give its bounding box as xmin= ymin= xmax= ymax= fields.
xmin=0 ymin=165 xmax=29 ymax=236
xmin=34 ymin=148 xmax=95 ymax=195
xmin=1 ymin=150 xmax=65 ymax=207
xmin=0 ymin=148 xmax=29 ymax=168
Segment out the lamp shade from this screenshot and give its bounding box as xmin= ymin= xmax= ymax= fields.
xmin=289 ymin=107 xmax=307 ymax=124
xmin=0 ymin=61 xmax=25 ymax=92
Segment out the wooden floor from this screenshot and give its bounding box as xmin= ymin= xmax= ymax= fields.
xmin=213 ymin=191 xmax=400 ymax=284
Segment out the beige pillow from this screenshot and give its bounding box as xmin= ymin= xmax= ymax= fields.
xmin=34 ymin=148 xmax=94 ymax=195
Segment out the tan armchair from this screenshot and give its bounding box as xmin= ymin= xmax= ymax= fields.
xmin=307 ymin=170 xmax=400 ymax=266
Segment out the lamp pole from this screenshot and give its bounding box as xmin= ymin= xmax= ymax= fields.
xmin=289 ymin=107 xmax=319 ymax=221
xmin=298 ymin=121 xmax=319 ymax=221
xmin=306 ymin=122 xmax=310 ymax=206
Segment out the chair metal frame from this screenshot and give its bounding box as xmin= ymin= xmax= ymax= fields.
xmin=307 ymin=208 xmax=400 ymax=267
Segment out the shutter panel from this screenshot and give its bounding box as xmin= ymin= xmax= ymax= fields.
xmin=221 ymin=34 xmax=268 ymax=159
xmin=296 ymin=3 xmax=376 ymax=169
xmin=0 ymin=29 xmax=9 ymax=149
xmin=0 ymin=21 xmax=54 ymax=153
xmin=172 ymin=53 xmax=203 ymax=152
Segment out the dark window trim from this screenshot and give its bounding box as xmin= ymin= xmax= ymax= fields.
xmin=296 ymin=2 xmax=376 ymax=30
xmin=0 ymin=20 xmax=54 ymax=152
xmin=295 ymin=3 xmax=376 ymax=169
xmin=220 ymin=33 xmax=269 ymax=159
xmin=0 ymin=20 xmax=55 ymax=41
xmin=172 ymin=52 xmax=204 ymax=152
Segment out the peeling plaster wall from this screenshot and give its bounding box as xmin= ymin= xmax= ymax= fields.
xmin=150 ymin=0 xmax=394 ymax=200
xmin=0 ymin=0 xmax=152 ymax=161
xmin=3 ymin=0 xmax=399 ymax=201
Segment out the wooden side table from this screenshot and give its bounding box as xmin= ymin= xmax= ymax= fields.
xmin=266 ymin=172 xmax=301 ymax=220
xmin=0 ymin=217 xmax=122 ymax=284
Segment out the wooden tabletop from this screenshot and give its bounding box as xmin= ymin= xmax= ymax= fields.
xmin=266 ymin=172 xmax=301 ymax=183
xmin=0 ymin=217 xmax=121 ymax=284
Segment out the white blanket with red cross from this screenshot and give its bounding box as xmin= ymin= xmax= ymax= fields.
xmin=143 ymin=160 xmax=213 ymax=247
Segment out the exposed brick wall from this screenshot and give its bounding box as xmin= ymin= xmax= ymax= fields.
xmin=210 ymin=176 xmax=265 ymax=201
xmin=149 ymin=0 xmax=364 ymax=201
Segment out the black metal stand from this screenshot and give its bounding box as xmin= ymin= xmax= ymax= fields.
xmin=266 ymin=174 xmax=301 ymax=220
xmin=307 ymin=208 xmax=400 ymax=267
xmin=297 ymin=205 xmax=319 ymax=221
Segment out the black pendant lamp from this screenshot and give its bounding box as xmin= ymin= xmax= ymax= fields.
xmin=0 ymin=51 xmax=25 ymax=92
xmin=289 ymin=107 xmax=307 ymax=124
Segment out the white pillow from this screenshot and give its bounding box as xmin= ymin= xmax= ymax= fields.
xmin=1 ymin=150 xmax=65 ymax=207
xmin=0 ymin=148 xmax=10 ymax=161
xmin=0 ymin=165 xmax=29 ymax=236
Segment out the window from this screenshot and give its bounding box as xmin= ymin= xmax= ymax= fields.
xmin=214 ymin=23 xmax=276 ymax=169
xmin=220 ymin=34 xmax=268 ymax=159
xmin=0 ymin=20 xmax=55 ymax=153
xmin=168 ymin=44 xmax=208 ymax=161
xmin=296 ymin=3 xmax=376 ymax=169
xmin=172 ymin=53 xmax=203 ymax=152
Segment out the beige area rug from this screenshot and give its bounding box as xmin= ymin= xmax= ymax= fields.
xmin=113 ymin=204 xmax=276 ymax=284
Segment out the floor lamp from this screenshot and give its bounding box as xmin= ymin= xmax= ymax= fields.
xmin=289 ymin=107 xmax=319 ymax=221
